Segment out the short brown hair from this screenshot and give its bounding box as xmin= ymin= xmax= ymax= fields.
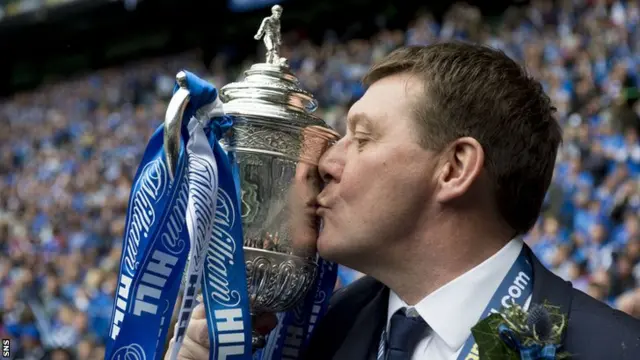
xmin=363 ymin=43 xmax=561 ymax=235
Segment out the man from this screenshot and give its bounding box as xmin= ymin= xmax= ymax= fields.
xmin=168 ymin=43 xmax=640 ymax=359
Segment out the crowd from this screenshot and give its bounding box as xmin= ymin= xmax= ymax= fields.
xmin=1 ymin=0 xmax=640 ymax=358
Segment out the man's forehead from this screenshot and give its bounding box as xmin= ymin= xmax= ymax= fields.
xmin=346 ymin=97 xmax=380 ymax=129
xmin=347 ymin=74 xmax=421 ymax=128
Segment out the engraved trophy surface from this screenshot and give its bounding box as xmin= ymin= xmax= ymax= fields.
xmin=167 ymin=5 xmax=339 ymax=350
xmin=221 ymin=3 xmax=338 ymax=317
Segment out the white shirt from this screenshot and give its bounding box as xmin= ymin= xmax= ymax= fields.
xmin=386 ymin=238 xmax=531 ymax=360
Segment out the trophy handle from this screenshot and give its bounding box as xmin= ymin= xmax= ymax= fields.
xmin=164 ymin=71 xmax=191 ymax=180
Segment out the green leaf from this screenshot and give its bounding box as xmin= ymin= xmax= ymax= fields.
xmin=471 ymin=314 xmax=520 ymax=360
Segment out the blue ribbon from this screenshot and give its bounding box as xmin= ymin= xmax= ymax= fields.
xmin=106 ymin=101 xmax=191 ymax=360
xmin=172 ymin=71 xmax=220 ymax=126
xmin=177 ymin=70 xmax=253 ymax=360
xmin=498 ymin=324 xmax=558 ymax=360
xmin=455 ymin=246 xmax=535 ymax=360
xmin=169 ymin=71 xmax=230 ymax=360
xmin=105 ymin=70 xmax=253 ymax=360
xmin=303 ymin=258 xmax=338 ymax=347
xmin=200 ymin=113 xmax=253 ymax=360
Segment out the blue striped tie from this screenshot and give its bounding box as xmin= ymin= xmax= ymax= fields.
xmin=386 ymin=308 xmax=428 ymax=360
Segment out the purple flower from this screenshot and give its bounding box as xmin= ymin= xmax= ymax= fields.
xmin=527 ymin=304 xmax=553 ymax=341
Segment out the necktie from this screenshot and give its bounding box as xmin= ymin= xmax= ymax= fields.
xmin=386 ymin=307 xmax=428 ymax=360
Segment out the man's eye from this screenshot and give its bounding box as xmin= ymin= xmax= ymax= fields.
xmin=355 ymin=138 xmax=369 ymax=148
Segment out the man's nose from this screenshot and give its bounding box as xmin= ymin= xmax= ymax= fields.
xmin=318 ymin=137 xmax=346 ymax=183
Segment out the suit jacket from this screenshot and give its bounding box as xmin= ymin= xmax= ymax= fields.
xmin=304 ymin=247 xmax=640 ymax=360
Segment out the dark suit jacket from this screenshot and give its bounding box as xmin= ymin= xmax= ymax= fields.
xmin=304 ymin=248 xmax=640 ymax=359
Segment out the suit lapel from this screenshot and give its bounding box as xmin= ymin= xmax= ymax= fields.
xmin=303 ymin=277 xmax=386 ymax=360
xmin=332 ymin=283 xmax=389 ymax=360
xmin=527 ymin=245 xmax=573 ymax=344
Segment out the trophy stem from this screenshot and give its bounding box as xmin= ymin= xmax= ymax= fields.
xmin=251 ymin=313 xmax=267 ymax=352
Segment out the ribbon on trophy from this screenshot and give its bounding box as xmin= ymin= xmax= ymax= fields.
xmin=105 ymin=70 xmax=252 ymax=360
xmin=255 ymin=257 xmax=337 ymax=360
xmin=105 ymin=69 xmax=338 ymax=360
xmin=105 ymin=89 xmax=192 ymax=360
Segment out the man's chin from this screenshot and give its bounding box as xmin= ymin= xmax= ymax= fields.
xmin=316 ymin=232 xmax=343 ymax=263
xmin=316 ymin=233 xmax=359 ymax=266
xmin=316 ymin=232 xmax=331 ymax=258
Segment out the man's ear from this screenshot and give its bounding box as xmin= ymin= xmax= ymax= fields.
xmin=434 ymin=137 xmax=485 ymax=203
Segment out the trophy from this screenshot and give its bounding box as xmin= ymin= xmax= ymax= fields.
xmin=165 ymin=5 xmax=339 ymax=350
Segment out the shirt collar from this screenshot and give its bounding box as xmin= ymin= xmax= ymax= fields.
xmin=387 ymin=238 xmax=524 ymax=351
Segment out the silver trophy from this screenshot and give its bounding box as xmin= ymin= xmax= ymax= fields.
xmin=164 ymin=5 xmax=339 ymax=350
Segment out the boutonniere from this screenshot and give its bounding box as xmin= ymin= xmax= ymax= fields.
xmin=470 ymin=301 xmax=571 ymax=360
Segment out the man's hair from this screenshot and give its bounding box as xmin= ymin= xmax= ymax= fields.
xmin=363 ymin=43 xmax=562 ymax=235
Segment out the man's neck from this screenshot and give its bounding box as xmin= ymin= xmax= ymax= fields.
xmin=363 ymin=216 xmax=514 ymax=305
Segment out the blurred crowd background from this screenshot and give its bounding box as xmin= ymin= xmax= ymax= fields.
xmin=1 ymin=0 xmax=640 ymax=358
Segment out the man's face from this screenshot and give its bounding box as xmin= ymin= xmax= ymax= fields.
xmin=272 ymin=9 xmax=282 ymax=19
xmin=316 ymin=73 xmax=439 ymax=268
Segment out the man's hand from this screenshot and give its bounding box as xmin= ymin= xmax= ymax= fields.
xmin=165 ymin=300 xmax=278 ymax=360
xmin=288 ymin=126 xmax=335 ymax=257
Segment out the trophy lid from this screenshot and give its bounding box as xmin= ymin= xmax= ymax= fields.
xmin=220 ymin=6 xmax=327 ymax=128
